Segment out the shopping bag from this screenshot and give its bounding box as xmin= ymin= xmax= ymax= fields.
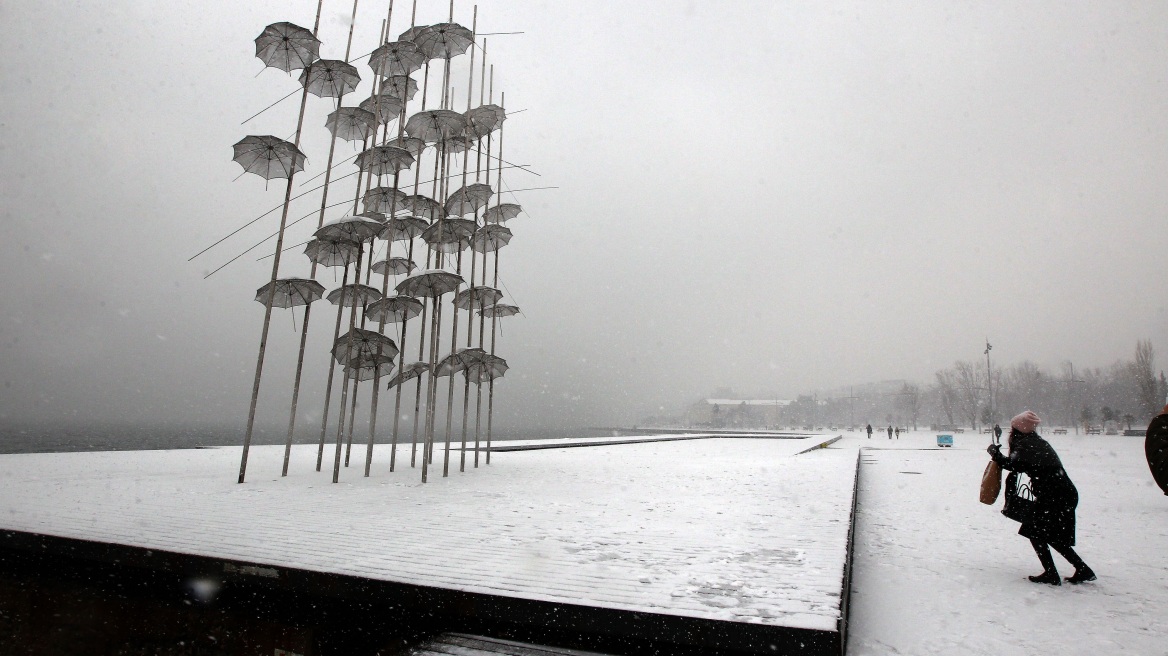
xmin=979 ymin=459 xmax=1002 ymax=505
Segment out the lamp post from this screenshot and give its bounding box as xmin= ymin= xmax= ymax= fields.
xmin=984 ymin=339 xmax=993 ymax=425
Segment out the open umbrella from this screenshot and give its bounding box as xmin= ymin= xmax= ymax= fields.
xmin=299 ymin=59 xmax=361 ymax=99
xmin=365 ymin=294 xmax=424 ymax=323
xmin=369 ymin=40 xmax=426 ymax=77
xmin=380 ymin=75 xmax=419 ymax=103
xmin=384 ymin=135 xmax=427 ymax=160
xmin=413 ymin=23 xmax=474 ymax=60
xmin=403 ymin=194 xmax=445 ymax=221
xmin=464 ymin=104 xmax=506 ymax=139
xmin=464 ymin=353 xmax=508 ymax=383
xmin=304 ymin=238 xmax=360 ymax=268
xmin=326 ymin=283 xmax=382 ymax=307
xmin=482 ymin=203 xmax=521 ymax=224
xmin=395 ymin=269 xmax=463 ymax=298
xmin=363 ymin=186 xmax=409 ymax=214
xmin=354 ymin=145 xmax=415 ymax=177
xmin=471 ymin=224 xmax=513 ymax=253
xmin=421 ymin=218 xmax=475 ymax=254
xmin=478 ymin=303 xmax=520 ymax=318
xmin=436 ymin=347 xmax=489 ymax=377
xmin=371 ymin=257 xmax=418 ymax=277
xmin=405 ymin=109 xmax=466 ymax=143
xmin=255 ymin=278 xmax=326 ymax=308
xmin=386 ymin=361 xmax=429 ymax=388
xmin=445 ymin=183 xmax=493 ymax=216
xmin=315 ymin=215 xmax=383 ymax=243
xmin=345 ymin=353 xmax=396 ymax=382
xmin=326 ymin=107 xmax=377 ymax=142
xmin=332 ymin=328 xmax=398 ymax=365
xmin=359 ymin=93 xmax=405 ymax=125
xmin=232 ymin=135 xmax=306 ymax=181
xmin=436 ymin=134 xmax=475 ymax=155
xmin=254 ymin=22 xmax=320 ymax=72
xmin=454 ymin=286 xmax=502 ymax=311
xmin=381 ymin=216 xmax=428 ymax=241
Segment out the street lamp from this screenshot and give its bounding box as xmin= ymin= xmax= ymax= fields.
xmin=984 ymin=339 xmax=993 ymax=425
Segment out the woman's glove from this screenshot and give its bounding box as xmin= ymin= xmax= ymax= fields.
xmin=986 ymin=443 xmax=1001 ymax=456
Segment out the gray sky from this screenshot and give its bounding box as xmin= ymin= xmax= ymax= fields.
xmin=2 ymin=0 xmax=1166 ymax=432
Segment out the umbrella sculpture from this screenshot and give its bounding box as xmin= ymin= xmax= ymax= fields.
xmin=472 ymin=224 xmax=513 ymax=253
xmin=436 ymin=347 xmax=489 ymax=377
xmin=238 ymin=2 xmax=326 ymax=485
xmin=315 ymin=215 xmax=384 ymax=243
xmin=346 ymin=354 xmax=396 ymax=382
xmin=369 ymin=40 xmax=426 ymax=77
xmin=454 ymin=286 xmax=502 ymax=312
xmin=403 ymin=194 xmax=445 ymax=221
xmin=354 ymin=145 xmax=415 ymax=177
xmin=482 ymin=202 xmax=521 ymax=224
xmin=479 ymin=303 xmax=520 ymax=319
xmin=363 ymin=186 xmax=409 ymax=214
xmin=371 ymin=257 xmax=417 ymax=276
xmin=464 ymin=353 xmax=508 ymax=384
xmin=232 ymin=136 xmax=307 ymax=181
xmin=304 ymin=238 xmax=360 ymax=268
xmin=325 ymin=283 xmax=383 ymax=307
xmin=254 ymin=278 xmax=326 ymax=308
xmin=299 ymin=59 xmax=362 ymax=99
xmin=254 ymin=21 xmax=320 ymax=72
xmin=464 ymin=104 xmax=506 ymax=139
xmin=382 ymin=216 xmax=428 ymax=241
xmin=359 ymin=92 xmax=405 ymax=125
xmin=380 ymin=75 xmax=420 ymax=103
xmin=385 ymin=135 xmax=427 ymax=159
xmin=405 ymin=109 xmax=466 ymax=143
xmin=386 ymin=361 xmax=429 ymax=389
xmin=421 ymin=218 xmax=475 ymax=254
xmin=332 ymin=328 xmax=399 ymax=366
xmin=326 ymin=107 xmax=377 ymax=142
xmin=445 ymin=182 xmax=493 ymax=216
xmin=364 ymin=295 xmax=424 ymax=324
xmin=412 ymin=23 xmax=474 ymax=60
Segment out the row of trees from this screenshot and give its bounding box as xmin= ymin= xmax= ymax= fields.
xmin=776 ymin=341 xmax=1166 ymax=431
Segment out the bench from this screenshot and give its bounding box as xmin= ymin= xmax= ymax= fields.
xmin=1052 ymin=428 xmax=1068 ymax=435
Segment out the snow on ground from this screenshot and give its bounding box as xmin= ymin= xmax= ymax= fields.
xmin=844 ymin=430 xmax=1168 ymax=655
xmin=0 ymin=437 xmax=855 ymax=632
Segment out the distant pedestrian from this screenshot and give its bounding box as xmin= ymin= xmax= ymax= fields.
xmin=1146 ymin=403 xmax=1168 ymax=496
xmin=987 ymin=411 xmax=1095 ymax=585
xmin=866 ymin=424 xmax=872 ymax=439
xmin=994 ymin=423 xmax=1003 ymax=443
xmin=887 ymin=425 xmax=893 ymax=439
xmin=894 ymin=427 xmax=900 ymax=439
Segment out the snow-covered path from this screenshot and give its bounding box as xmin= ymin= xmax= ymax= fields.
xmin=846 ymin=431 xmax=1168 ymax=655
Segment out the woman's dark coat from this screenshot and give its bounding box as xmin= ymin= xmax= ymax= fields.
xmin=1147 ymin=413 xmax=1168 ymax=495
xmin=990 ymin=432 xmax=1079 ymax=546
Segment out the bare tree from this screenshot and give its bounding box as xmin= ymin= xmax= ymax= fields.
xmin=934 ymin=370 xmax=958 ymax=428
xmin=1133 ymin=340 xmax=1159 ymax=419
xmin=895 ymin=383 xmax=921 ymax=430
xmin=953 ymin=360 xmax=985 ymax=430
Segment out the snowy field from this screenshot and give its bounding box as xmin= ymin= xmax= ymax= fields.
xmin=845 ymin=430 xmax=1167 ymax=655
xmin=1 ymin=430 xmax=1163 ymax=654
xmin=0 ymin=436 xmax=856 ymax=633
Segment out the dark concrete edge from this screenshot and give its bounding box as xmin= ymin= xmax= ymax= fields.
xmin=491 ymin=434 xmax=826 ymax=452
xmin=0 ymin=528 xmax=843 ymax=656
xmin=837 ymin=449 xmax=862 ymax=655
xmin=793 ymin=435 xmax=844 ymax=455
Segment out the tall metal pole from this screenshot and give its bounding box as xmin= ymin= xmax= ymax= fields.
xmin=984 ymin=339 xmax=993 ymax=425
xmin=240 ymin=0 xmax=325 ymax=484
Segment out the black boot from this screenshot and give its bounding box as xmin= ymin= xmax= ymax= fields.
xmin=1029 ymin=540 xmax=1060 ymax=585
xmin=1065 ymin=565 xmax=1096 ymax=584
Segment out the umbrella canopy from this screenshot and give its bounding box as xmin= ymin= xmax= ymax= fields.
xmin=404 ymin=194 xmax=445 ymax=221
xmin=304 ymin=238 xmax=360 ymax=268
xmin=435 ymin=347 xmax=489 ymax=377
xmin=326 ymin=283 xmax=383 ymax=307
xmin=421 ymin=218 xmax=475 ymax=253
xmin=454 ymin=285 xmax=502 ymax=311
xmin=370 ymin=257 xmax=417 ymax=276
xmin=472 ymin=224 xmax=513 ymax=253
xmin=355 ymin=145 xmax=415 ymax=177
xmin=254 ymin=22 xmax=320 ymax=72
xmin=381 ymin=216 xmax=428 ymax=241
xmin=482 ymin=203 xmax=522 ymax=224
xmin=333 ymin=328 xmax=399 ymax=365
xmin=464 ymin=353 xmax=508 ymax=383
xmin=364 ymin=294 xmax=424 ymax=323
xmin=369 ymin=40 xmax=426 ymax=77
xmin=445 ymin=183 xmax=493 ymax=216
xmin=299 ymin=59 xmax=361 ymax=99
xmin=232 ymin=135 xmax=306 ymax=181
xmin=436 ymin=134 xmax=475 ymax=155
xmin=326 ymin=107 xmax=377 ymax=142
xmin=386 ymin=361 xmax=429 ymax=388
xmin=384 ymin=135 xmax=427 ymax=159
xmin=359 ymin=93 xmax=405 ymax=125
xmin=398 ymin=25 xmax=430 ymax=43
xmin=413 ymin=23 xmax=474 ymax=60
xmin=380 ymin=75 xmax=419 ymax=103
xmin=346 ymin=353 xmax=396 ymax=382
xmin=314 ymin=215 xmax=383 ymax=243
xmin=363 ymin=186 xmax=409 ymax=214
xmin=395 ymin=269 xmax=464 ymax=298
xmin=255 ymin=278 xmax=326 ymax=308
xmin=405 ymin=109 xmax=466 ymax=143
xmin=478 ymin=303 xmax=520 ymax=318
xmin=464 ymin=104 xmax=506 ymax=139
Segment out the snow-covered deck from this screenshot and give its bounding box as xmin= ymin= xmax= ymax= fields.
xmin=0 ymin=435 xmax=858 ymax=636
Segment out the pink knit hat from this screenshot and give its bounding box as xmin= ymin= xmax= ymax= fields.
xmin=1010 ymin=410 xmax=1041 ymax=433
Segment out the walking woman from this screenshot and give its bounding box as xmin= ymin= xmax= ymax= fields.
xmin=987 ymin=411 xmax=1096 ymax=585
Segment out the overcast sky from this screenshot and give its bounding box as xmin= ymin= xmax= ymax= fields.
xmin=2 ymin=0 xmax=1166 ymax=433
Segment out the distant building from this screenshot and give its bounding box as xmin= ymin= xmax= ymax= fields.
xmin=686 ymin=399 xmax=792 ymax=428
